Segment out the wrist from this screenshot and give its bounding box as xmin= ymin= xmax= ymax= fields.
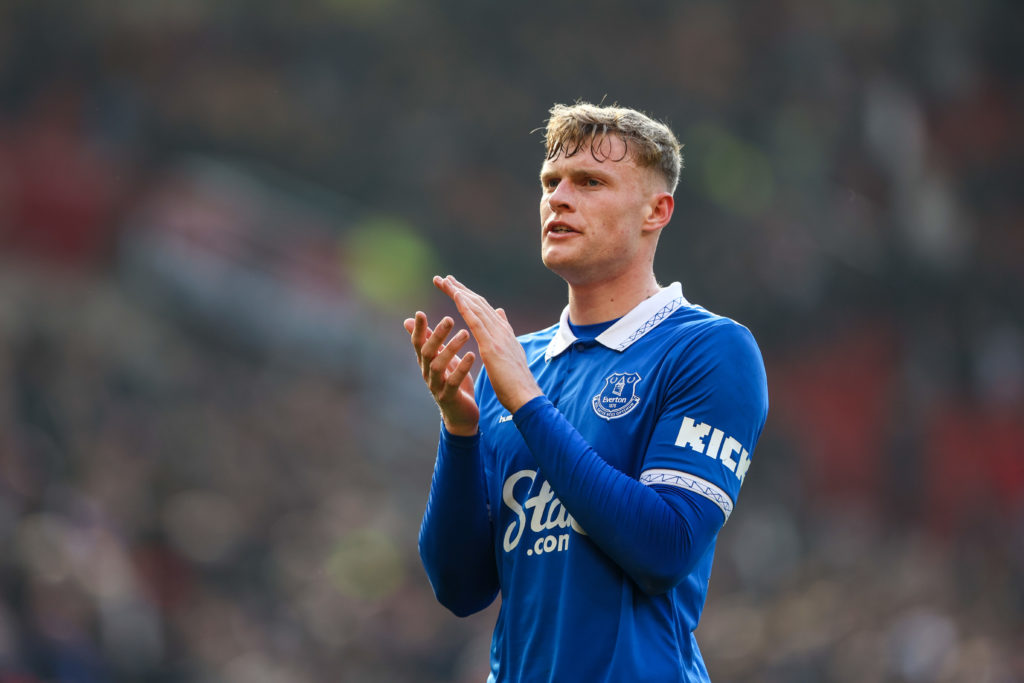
xmin=506 ymin=386 xmax=544 ymax=415
xmin=442 ymin=415 xmax=479 ymax=437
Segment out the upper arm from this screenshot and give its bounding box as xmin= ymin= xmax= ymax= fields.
xmin=641 ymin=321 xmax=769 ymax=523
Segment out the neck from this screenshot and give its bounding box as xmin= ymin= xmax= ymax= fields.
xmin=566 ymin=270 xmax=661 ymax=325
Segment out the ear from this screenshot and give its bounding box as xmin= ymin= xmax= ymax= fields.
xmin=641 ymin=192 xmax=674 ymax=234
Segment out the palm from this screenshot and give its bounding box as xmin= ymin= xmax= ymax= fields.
xmin=441 ymin=351 xmax=479 ymax=427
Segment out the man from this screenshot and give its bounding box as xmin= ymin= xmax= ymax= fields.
xmin=404 ymin=102 xmax=768 ymax=682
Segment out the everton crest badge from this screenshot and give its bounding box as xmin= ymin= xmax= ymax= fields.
xmin=592 ymin=372 xmax=642 ymax=420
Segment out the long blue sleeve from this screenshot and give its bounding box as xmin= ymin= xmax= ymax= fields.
xmin=513 ymin=396 xmax=722 ymax=595
xmin=418 ymin=426 xmax=499 ymax=616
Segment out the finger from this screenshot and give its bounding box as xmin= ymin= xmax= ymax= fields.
xmin=405 ymin=316 xmax=436 ymax=341
xmin=422 ymin=316 xmax=453 ymax=356
xmin=441 ymin=277 xmax=497 ymax=328
xmin=435 ymin=275 xmax=472 ymax=302
xmin=438 ymin=351 xmax=475 ymax=403
xmin=448 ymin=276 xmax=495 ymax=311
xmin=444 ymin=351 xmax=463 ymax=374
xmin=435 ymin=275 xmax=467 ymax=307
xmin=446 ymin=277 xmax=497 ymax=314
xmin=445 ymin=274 xmax=483 ymax=302
xmin=435 ymin=329 xmax=470 ymax=370
xmin=420 ymin=316 xmax=454 ymax=377
xmin=495 ymin=307 xmax=508 ymax=323
xmin=409 ymin=314 xmax=437 ymax=368
xmin=429 ymin=328 xmax=470 ymax=393
xmin=455 ymin=290 xmax=504 ymax=330
xmin=452 ymin=291 xmax=485 ymax=331
xmin=410 ymin=312 xmax=429 ymax=350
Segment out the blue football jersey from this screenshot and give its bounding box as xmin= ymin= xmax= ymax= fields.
xmin=472 ymin=283 xmax=769 ymax=682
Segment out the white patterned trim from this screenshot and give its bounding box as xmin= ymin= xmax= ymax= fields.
xmin=640 ymin=468 xmax=734 ymax=522
xmin=610 ymin=296 xmax=685 ymax=351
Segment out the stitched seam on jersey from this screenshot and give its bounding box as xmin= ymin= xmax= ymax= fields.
xmin=639 ymin=468 xmax=733 ymax=521
xmin=614 ymin=297 xmax=685 ymax=351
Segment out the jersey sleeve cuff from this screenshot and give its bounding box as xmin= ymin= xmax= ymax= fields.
xmin=440 ymin=423 xmax=481 ymax=452
xmin=511 ymin=395 xmax=552 ymax=427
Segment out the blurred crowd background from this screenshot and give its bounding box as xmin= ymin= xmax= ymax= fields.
xmin=0 ymin=1 xmax=1021 ymax=681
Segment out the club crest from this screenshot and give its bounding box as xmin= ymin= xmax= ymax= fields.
xmin=592 ymin=372 xmax=642 ymax=419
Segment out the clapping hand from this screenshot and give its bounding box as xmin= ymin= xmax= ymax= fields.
xmin=403 ymin=309 xmax=480 ymax=436
xmin=433 ymin=275 xmax=542 ymax=414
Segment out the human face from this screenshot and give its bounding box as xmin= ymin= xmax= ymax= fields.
xmin=539 ymin=134 xmax=664 ymax=287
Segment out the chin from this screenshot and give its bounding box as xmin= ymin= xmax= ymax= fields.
xmin=541 ymin=251 xmax=572 ymax=273
xmin=541 ymin=255 xmax=587 ymax=283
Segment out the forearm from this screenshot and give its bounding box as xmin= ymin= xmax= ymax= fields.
xmin=513 ymin=397 xmax=720 ymax=595
xmin=418 ymin=426 xmax=499 ymax=616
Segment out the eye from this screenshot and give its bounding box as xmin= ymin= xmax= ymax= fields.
xmin=584 ymin=177 xmax=601 ymax=187
xmin=543 ymin=177 xmax=559 ymax=190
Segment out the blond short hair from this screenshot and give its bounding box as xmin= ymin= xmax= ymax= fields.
xmin=542 ymin=102 xmax=683 ymax=193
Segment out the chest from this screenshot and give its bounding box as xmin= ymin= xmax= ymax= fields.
xmin=482 ymin=343 xmax=668 ymax=481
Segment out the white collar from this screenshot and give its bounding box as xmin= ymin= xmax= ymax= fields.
xmin=544 ymin=282 xmax=690 ymax=360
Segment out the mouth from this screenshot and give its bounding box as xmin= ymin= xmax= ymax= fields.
xmin=544 ymin=221 xmax=579 ymax=236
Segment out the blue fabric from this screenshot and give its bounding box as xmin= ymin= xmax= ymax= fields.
xmin=567 ymin=317 xmax=619 ymax=340
xmin=512 ymin=396 xmax=722 ymax=596
xmin=418 ymin=428 xmax=498 ymax=616
xmin=419 ymin=290 xmax=769 ymax=682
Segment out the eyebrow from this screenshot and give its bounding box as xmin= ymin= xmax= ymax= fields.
xmin=539 ymin=166 xmax=613 ymax=184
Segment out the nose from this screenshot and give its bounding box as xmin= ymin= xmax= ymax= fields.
xmin=546 ymin=179 xmax=574 ymax=213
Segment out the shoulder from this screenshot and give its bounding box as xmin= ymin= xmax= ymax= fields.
xmin=655 ymin=305 xmax=768 ymax=404
xmin=660 ymin=304 xmax=762 ymax=360
xmin=653 ymin=304 xmax=769 ymax=429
